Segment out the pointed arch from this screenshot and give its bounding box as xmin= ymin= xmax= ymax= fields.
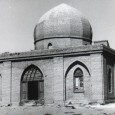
xmin=21 ymin=64 xmax=43 ymax=82
xmin=65 ymin=60 xmax=90 ymax=78
xmin=20 ymin=64 xmax=44 ymax=104
xmin=65 ymin=60 xmax=90 ymax=100
xmin=74 ymin=67 xmax=83 ymax=77
xmin=47 ymin=43 xmax=53 ymax=49
xmin=73 ymin=67 xmax=84 ymax=92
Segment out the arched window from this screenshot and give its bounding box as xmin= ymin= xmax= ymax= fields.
xmin=21 ymin=65 xmax=44 ymax=103
xmin=74 ymin=68 xmax=83 ymax=92
xmin=108 ymin=69 xmax=112 ymax=93
xmin=48 ymin=43 xmax=52 ymax=49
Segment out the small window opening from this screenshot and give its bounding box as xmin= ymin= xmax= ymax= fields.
xmin=48 ymin=43 xmax=52 ymax=49
xmin=74 ymin=68 xmax=83 ymax=92
xmin=108 ymin=69 xmax=112 ymax=93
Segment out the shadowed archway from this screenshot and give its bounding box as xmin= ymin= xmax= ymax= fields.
xmin=20 ymin=64 xmax=44 ymax=104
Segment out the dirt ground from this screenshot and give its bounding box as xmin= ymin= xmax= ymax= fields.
xmin=0 ymin=104 xmax=115 ymax=115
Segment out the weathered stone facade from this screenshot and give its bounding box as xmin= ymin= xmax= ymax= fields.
xmin=0 ymin=3 xmax=115 ymax=106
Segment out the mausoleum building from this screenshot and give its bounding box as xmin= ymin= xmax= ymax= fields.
xmin=0 ymin=3 xmax=115 ymax=106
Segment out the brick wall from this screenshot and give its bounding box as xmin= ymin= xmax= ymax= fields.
xmin=35 ymin=38 xmax=86 ymax=50
xmin=64 ymin=55 xmax=91 ymax=104
xmin=11 ymin=58 xmax=54 ymax=105
xmin=0 ymin=51 xmax=110 ymax=106
xmin=53 ymin=57 xmax=64 ymax=105
xmin=103 ymin=55 xmax=114 ymax=102
xmin=0 ymin=63 xmax=3 ymax=102
xmin=90 ymin=53 xmax=104 ymax=103
xmin=2 ymin=61 xmax=11 ymax=106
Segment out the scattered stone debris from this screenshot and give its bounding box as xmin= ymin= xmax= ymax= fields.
xmin=64 ymin=111 xmax=75 ymax=114
xmin=65 ymin=102 xmax=76 ymax=109
xmin=72 ymin=114 xmax=82 ymax=115
xmin=44 ymin=113 xmax=52 ymax=115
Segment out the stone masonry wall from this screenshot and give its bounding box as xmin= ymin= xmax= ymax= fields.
xmin=90 ymin=53 xmax=104 ymax=104
xmin=11 ymin=58 xmax=54 ymax=106
xmin=53 ymin=57 xmax=64 ymax=105
xmin=64 ymin=55 xmax=91 ymax=104
xmin=0 ymin=63 xmax=3 ymax=102
xmin=2 ymin=61 xmax=12 ymax=106
xmin=35 ymin=38 xmax=84 ymax=50
xmin=103 ymin=55 xmax=114 ymax=102
xmin=0 ymin=51 xmax=106 ymax=106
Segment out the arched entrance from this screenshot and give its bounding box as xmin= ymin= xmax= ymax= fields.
xmin=20 ymin=65 xmax=44 ymax=104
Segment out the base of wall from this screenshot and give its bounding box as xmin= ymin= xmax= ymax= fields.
xmin=105 ymin=99 xmax=115 ymax=104
xmin=1 ymin=99 xmax=115 ymax=106
xmin=65 ymin=99 xmax=90 ymax=106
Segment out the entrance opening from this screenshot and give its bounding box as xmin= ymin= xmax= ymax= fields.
xmin=21 ymin=65 xmax=44 ymax=104
xmin=28 ymin=81 xmax=38 ymax=100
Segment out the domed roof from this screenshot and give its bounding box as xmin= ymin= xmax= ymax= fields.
xmin=34 ymin=3 xmax=92 ymax=43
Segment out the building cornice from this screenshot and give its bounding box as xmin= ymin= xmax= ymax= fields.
xmin=0 ymin=45 xmax=108 ymax=62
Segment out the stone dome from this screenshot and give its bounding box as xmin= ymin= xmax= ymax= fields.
xmin=34 ymin=3 xmax=92 ymax=50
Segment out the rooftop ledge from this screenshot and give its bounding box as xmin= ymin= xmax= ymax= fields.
xmin=0 ymin=44 xmax=114 ymax=61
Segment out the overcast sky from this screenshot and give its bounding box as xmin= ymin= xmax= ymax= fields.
xmin=0 ymin=0 xmax=115 ymax=53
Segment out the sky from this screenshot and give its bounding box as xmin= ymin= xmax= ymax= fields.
xmin=0 ymin=0 xmax=115 ymax=53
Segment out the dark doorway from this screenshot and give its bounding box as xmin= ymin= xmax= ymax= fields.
xmin=21 ymin=65 xmax=44 ymax=103
xmin=28 ymin=81 xmax=38 ymax=100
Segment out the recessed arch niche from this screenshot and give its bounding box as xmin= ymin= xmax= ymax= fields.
xmin=65 ymin=61 xmax=90 ymax=101
xmin=20 ymin=64 xmax=44 ymax=104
